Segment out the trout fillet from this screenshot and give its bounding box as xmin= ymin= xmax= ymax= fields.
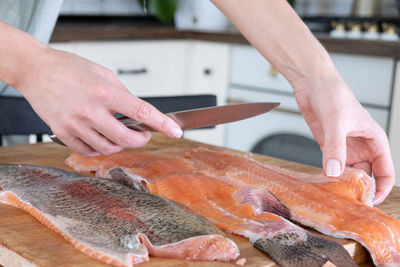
xmin=0 ymin=164 xmax=239 ymax=266
xmin=185 ymin=148 xmax=400 ymax=267
xmin=67 ymin=150 xmax=357 ymax=267
xmin=66 ymin=147 xmax=400 ymax=267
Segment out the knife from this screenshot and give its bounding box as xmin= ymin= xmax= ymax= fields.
xmin=49 ymin=102 xmax=279 ymax=146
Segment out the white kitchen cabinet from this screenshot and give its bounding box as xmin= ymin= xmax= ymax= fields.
xmin=229 ymin=44 xmax=394 ymax=108
xmin=230 ymin=44 xmax=292 ymax=93
xmin=226 ymin=44 xmax=394 ymax=169
xmin=227 ymin=44 xmax=392 ymax=130
xmin=389 ymin=61 xmax=400 ymax=186
xmin=51 ymin=40 xmax=187 ymax=96
xmin=183 ymin=41 xmax=229 ymax=105
xmin=181 ymin=41 xmax=230 ymax=146
xmin=50 ymin=40 xmax=229 ymax=146
xmin=330 ymin=53 xmax=394 ymax=108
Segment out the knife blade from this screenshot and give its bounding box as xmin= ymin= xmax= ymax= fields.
xmin=49 ymin=102 xmax=279 ymax=146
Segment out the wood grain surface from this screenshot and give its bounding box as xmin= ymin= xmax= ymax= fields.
xmin=0 ymin=133 xmax=394 ymax=266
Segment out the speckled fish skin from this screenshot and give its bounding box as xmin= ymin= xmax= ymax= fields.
xmin=254 ymin=231 xmax=355 ymax=267
xmin=0 ymin=164 xmax=239 ymax=266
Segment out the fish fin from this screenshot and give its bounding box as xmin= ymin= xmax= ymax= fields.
xmin=109 ymin=167 xmax=150 ymax=192
xmin=234 ymin=187 xmax=291 ymax=219
xmin=253 ymin=232 xmax=356 ymax=267
xmin=108 ymin=167 xmax=204 ymax=219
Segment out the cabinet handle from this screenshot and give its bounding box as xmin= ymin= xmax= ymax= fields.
xmin=117 ymin=68 xmax=147 ymax=75
xmin=269 ymin=66 xmax=279 ymax=77
xmin=227 ymin=98 xmax=246 ymax=105
xmin=275 ymin=107 xmax=302 ymax=116
xmin=203 ymin=68 xmax=212 ymax=76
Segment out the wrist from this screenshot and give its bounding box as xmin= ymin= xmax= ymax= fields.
xmin=289 ymin=52 xmax=342 ymax=95
xmin=12 ymin=38 xmax=49 ymax=91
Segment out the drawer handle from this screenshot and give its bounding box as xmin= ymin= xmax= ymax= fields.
xmin=269 ymin=66 xmax=279 ymax=77
xmin=117 ymin=68 xmax=148 ymax=75
xmin=227 ymin=98 xmax=246 ymax=105
xmin=275 ymin=107 xmax=302 ymax=116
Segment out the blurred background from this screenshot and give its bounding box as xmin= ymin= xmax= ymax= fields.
xmin=57 ymin=0 xmax=400 ymax=37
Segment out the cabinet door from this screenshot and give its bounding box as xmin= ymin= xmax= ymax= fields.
xmin=51 ymin=40 xmax=230 ymax=146
xmin=229 ymin=44 xmax=293 ymax=93
xmin=183 ymin=41 xmax=229 ymax=105
xmin=330 ymin=53 xmax=394 ymax=107
xmin=51 ymin=40 xmax=187 ymax=97
xmin=389 ymin=61 xmax=400 ymax=186
xmin=182 ymin=41 xmax=230 ymax=146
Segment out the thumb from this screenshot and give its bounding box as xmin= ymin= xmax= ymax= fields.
xmin=322 ymin=125 xmax=347 ymax=177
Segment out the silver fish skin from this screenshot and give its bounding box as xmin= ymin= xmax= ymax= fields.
xmin=0 ymin=164 xmax=239 ymax=266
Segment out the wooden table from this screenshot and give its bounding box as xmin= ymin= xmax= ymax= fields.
xmin=0 ymin=134 xmax=396 ymax=266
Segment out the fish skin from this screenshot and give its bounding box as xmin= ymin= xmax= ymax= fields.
xmin=254 ymin=232 xmax=354 ymax=267
xmin=0 ymin=164 xmax=239 ymax=266
xmin=109 ymin=166 xmax=356 ymax=267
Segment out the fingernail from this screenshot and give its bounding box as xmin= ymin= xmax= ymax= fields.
xmin=170 ymin=126 xmax=183 ymax=138
xmin=144 ymin=131 xmax=152 ymax=139
xmin=88 ymin=152 xmax=100 ymax=157
xmin=104 ymin=146 xmax=122 ymax=155
xmin=326 ymin=159 xmax=341 ymax=177
xmin=110 ymin=146 xmax=123 ymax=154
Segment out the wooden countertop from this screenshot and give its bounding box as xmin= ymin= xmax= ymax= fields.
xmin=0 ymin=134 xmax=397 ymax=266
xmin=50 ymin=16 xmax=400 ymax=58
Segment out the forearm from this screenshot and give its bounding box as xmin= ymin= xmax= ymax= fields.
xmin=211 ymin=0 xmax=340 ymax=92
xmin=0 ymin=21 xmax=47 ymax=89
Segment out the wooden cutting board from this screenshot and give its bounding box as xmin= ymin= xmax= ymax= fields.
xmin=0 ymin=133 xmax=395 ymax=267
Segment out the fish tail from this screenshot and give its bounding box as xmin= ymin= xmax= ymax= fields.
xmin=253 ymin=232 xmax=356 ymax=267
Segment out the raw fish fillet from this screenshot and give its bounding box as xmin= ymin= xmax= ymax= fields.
xmin=66 ymin=147 xmax=400 ymax=266
xmin=184 ymin=148 xmax=400 ymax=267
xmin=67 ymin=152 xmax=357 ymax=267
xmin=0 ymin=164 xmax=239 ymax=266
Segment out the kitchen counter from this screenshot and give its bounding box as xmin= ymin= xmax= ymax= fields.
xmin=0 ymin=133 xmax=396 ymax=266
xmin=51 ymin=16 xmax=400 ymax=58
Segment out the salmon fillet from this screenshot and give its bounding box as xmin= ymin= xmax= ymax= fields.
xmin=0 ymin=164 xmax=239 ymax=266
xmin=67 ymin=151 xmax=357 ymax=267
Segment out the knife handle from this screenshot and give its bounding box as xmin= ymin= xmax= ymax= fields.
xmin=49 ymin=117 xmax=155 ymax=147
xmin=117 ymin=117 xmax=155 ymax=132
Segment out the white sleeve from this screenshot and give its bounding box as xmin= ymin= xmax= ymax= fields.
xmin=27 ymin=0 xmax=64 ymax=44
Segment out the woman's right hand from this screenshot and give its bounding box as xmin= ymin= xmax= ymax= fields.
xmin=15 ymin=47 xmax=183 ymax=157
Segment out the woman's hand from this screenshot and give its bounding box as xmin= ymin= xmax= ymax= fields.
xmin=211 ymin=0 xmax=396 ymax=204
xmin=294 ymin=75 xmax=395 ymax=205
xmin=15 ymin=47 xmax=183 ymax=157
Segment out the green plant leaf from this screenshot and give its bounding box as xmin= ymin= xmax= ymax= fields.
xmin=150 ymin=0 xmax=177 ymax=24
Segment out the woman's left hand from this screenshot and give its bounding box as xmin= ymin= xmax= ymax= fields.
xmin=294 ymin=76 xmax=395 ymax=205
